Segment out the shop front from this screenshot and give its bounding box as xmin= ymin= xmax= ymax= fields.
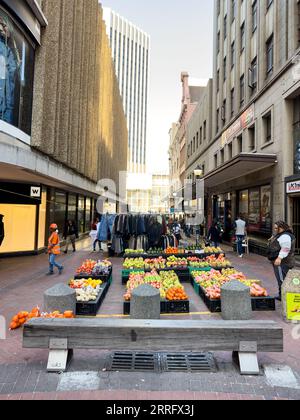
xmin=204 ymin=154 xmax=277 ymax=253
xmin=285 ymin=178 xmax=300 ymax=256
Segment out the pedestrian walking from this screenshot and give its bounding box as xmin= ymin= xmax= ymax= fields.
xmin=207 ymin=221 xmax=222 ymax=248
xmin=47 ymin=223 xmax=64 ymax=276
xmin=0 ymin=214 xmax=4 ymax=248
xmin=90 ymin=218 xmax=102 ymax=252
xmin=63 ymin=220 xmax=78 ymax=254
xmin=172 ymin=220 xmax=182 ymax=245
xmin=267 ymin=221 xmax=296 ymax=301
xmin=234 ymin=214 xmax=247 ymax=258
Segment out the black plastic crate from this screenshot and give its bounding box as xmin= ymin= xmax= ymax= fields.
xmin=123 ymin=300 xmax=190 ymax=315
xmin=76 ymin=281 xmax=111 ymax=316
xmin=251 ymin=297 xmax=276 ymax=311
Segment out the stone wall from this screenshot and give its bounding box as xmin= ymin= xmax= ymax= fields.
xmin=31 ymin=0 xmax=128 ymax=185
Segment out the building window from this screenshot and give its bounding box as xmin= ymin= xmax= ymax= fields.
xmin=267 ymin=0 xmax=273 ymax=10
xmin=240 ymin=23 xmax=245 ymax=52
xmin=214 ymin=153 xmax=218 ymax=168
xmin=217 ymin=31 xmax=220 ymax=53
xmin=248 ymin=126 xmax=256 ymax=151
xmin=240 ymin=74 xmax=245 ymax=108
xmin=217 ymin=0 xmax=221 ymax=16
xmin=220 ymin=148 xmax=225 ymax=164
xmin=217 ymin=69 xmax=220 ymax=92
xmin=231 ymin=42 xmax=235 ymax=69
xmin=231 ymin=88 xmax=235 ymax=117
xmin=216 ymin=109 xmax=220 ymax=134
xmin=224 ymin=57 xmax=227 ymax=81
xmin=231 ymin=0 xmax=236 ymax=22
xmin=237 ymin=135 xmax=243 ymax=153
xmin=203 ymin=120 xmax=207 ymax=140
xmin=196 ymin=131 xmax=199 ymax=148
xmin=266 ymin=35 xmax=274 ymax=75
xmin=298 ymin=1 xmax=300 ymax=47
xmin=222 ymin=99 xmax=226 ymax=125
xmin=252 ymin=1 xmax=258 ymax=33
xmin=228 ymin=142 xmax=233 ymax=159
xmin=0 ymin=7 xmax=35 ymax=135
xmin=263 ymin=112 xmax=272 ymax=144
xmin=200 ymin=126 xmax=203 ymax=145
xmin=224 ymin=15 xmax=227 ymax=39
xmin=249 ymin=56 xmax=258 ymax=92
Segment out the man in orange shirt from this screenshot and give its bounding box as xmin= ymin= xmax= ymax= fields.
xmin=47 ymin=223 xmax=64 ymax=276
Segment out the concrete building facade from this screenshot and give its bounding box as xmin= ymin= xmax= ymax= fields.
xmin=0 ymin=0 xmax=128 ymax=255
xmin=103 ymin=7 xmax=150 ymax=175
xmin=188 ymin=0 xmax=300 ymax=252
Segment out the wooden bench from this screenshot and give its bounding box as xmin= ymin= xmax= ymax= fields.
xmin=23 ymin=318 xmax=283 ymax=375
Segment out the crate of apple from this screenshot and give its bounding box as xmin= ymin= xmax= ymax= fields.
xmin=144 ymin=257 xmax=166 ymax=270
xmin=123 ymin=258 xmax=145 ymax=270
xmin=206 ymin=255 xmax=232 ymax=268
xmin=166 ymin=256 xmax=188 ymax=268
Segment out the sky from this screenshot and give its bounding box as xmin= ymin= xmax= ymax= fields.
xmin=101 ymin=0 xmax=214 ymax=174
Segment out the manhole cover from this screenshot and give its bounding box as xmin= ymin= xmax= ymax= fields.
xmin=106 ymin=352 xmax=217 ymax=373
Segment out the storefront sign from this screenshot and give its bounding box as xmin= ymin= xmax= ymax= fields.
xmin=221 ymin=104 xmax=255 ymax=147
xmin=30 ymin=186 xmax=41 ymax=198
xmin=286 ymin=293 xmax=300 ymax=321
xmin=287 ymin=181 xmax=300 ymax=194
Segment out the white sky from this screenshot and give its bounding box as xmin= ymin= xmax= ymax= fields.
xmin=101 ymin=0 xmax=214 ymax=174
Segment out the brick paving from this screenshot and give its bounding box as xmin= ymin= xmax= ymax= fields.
xmin=0 ymin=239 xmax=300 ymax=400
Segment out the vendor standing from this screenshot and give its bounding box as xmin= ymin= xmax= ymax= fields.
xmin=267 ymin=221 xmax=296 ymax=301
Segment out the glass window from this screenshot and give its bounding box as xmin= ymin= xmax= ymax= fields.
xmin=53 ymin=191 xmax=67 ymax=234
xmin=85 ymin=197 xmax=92 ymax=230
xmin=239 ymin=190 xmax=249 ymax=220
xmin=0 ymin=7 xmax=35 ymax=135
xmin=68 ymin=194 xmax=77 ymax=223
xmin=78 ymin=196 xmax=85 ymax=234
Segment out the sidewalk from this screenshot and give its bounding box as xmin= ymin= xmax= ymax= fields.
xmin=0 ymin=240 xmax=300 ymax=400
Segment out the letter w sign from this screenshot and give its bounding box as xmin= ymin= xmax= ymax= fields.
xmin=30 ymin=187 xmax=41 ymax=198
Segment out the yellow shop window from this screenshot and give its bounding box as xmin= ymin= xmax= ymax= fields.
xmin=0 ymin=204 xmax=36 ymax=253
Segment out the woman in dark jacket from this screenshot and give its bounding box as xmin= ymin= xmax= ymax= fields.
xmin=207 ymin=222 xmax=221 ymax=247
xmin=63 ymin=220 xmax=78 ymax=254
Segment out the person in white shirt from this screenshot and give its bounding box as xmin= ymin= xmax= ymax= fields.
xmin=234 ymin=215 xmax=246 ymax=258
xmin=267 ymin=221 xmax=296 ymax=301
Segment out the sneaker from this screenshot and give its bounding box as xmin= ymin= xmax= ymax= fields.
xmin=58 ymin=266 xmax=64 ymax=275
xmin=46 ymin=272 xmax=54 ymax=276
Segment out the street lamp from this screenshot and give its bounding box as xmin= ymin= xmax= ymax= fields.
xmin=194 ymin=165 xmax=203 ymax=178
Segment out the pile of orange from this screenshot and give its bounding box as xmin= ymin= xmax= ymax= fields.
xmin=9 ymin=307 xmax=75 ymax=330
xmin=166 ymin=287 xmax=189 ymax=301
xmin=164 ymin=247 xmax=179 ymax=254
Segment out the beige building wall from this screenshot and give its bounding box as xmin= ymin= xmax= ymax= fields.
xmin=31 ymin=0 xmax=128 ymax=186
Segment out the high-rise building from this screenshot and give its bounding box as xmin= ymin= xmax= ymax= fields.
xmin=103 ymin=7 xmax=150 ymax=175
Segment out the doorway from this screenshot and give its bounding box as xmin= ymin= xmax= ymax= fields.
xmin=292 ymin=197 xmax=300 ymax=256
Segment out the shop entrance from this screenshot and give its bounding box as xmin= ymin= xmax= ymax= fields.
xmin=292 ymin=197 xmax=300 ymax=256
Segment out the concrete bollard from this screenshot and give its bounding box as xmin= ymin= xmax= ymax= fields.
xmin=131 ymin=284 xmax=160 ymax=320
xmin=221 ymin=281 xmax=252 ymax=321
xmin=44 ymin=283 xmax=76 ymax=314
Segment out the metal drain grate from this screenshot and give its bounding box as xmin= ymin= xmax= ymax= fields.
xmin=163 ymin=353 xmax=217 ymax=373
xmin=108 ymin=352 xmax=158 ymax=372
xmin=106 ymin=352 xmax=216 ymax=373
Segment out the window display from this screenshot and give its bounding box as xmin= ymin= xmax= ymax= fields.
xmin=0 ymin=7 xmax=35 ymax=134
xmin=238 ymin=185 xmax=272 ymax=236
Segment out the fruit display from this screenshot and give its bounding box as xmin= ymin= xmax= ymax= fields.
xmin=188 ymin=259 xmax=210 ymax=268
xmin=124 ymin=270 xmax=187 ymax=302
xmin=205 ymin=254 xmax=232 ymax=268
xmin=166 ymin=256 xmax=188 ymax=268
xmin=193 ymin=269 xmax=269 ymax=300
xmin=76 ymin=259 xmax=97 ymax=276
xmin=148 ymin=248 xmax=164 ymax=255
xmin=144 ymin=257 xmax=166 ymax=270
xmin=76 ymin=286 xmax=101 ymax=302
xmin=164 ymin=247 xmax=185 ymax=255
xmin=9 ymin=307 xmax=74 ymax=330
xmin=166 ymin=286 xmax=189 ymax=301
xmin=69 ymin=278 xmax=103 ymax=289
xmin=91 ymin=260 xmax=112 ymax=276
xmin=204 ymin=247 xmax=223 ymax=254
xmin=125 ymin=249 xmax=145 ymax=255
xmin=123 ymin=258 xmax=145 ymax=270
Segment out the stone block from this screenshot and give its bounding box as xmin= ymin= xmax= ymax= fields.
xmin=44 ymin=283 xmax=76 ymax=314
xmin=131 ymin=285 xmax=160 ymax=320
xmin=221 ymin=280 xmax=252 ymax=321
xmin=282 ymin=270 xmax=300 ymax=323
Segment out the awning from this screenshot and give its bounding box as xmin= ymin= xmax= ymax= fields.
xmin=204 ymin=153 xmax=278 ymax=189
